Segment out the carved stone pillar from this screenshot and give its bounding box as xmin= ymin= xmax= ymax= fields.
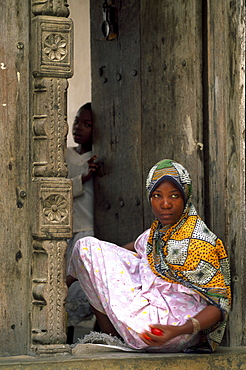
xmin=30 ymin=0 xmax=73 ymax=356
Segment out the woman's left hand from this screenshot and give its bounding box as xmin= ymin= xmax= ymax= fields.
xmin=139 ymin=324 xmax=182 ymax=347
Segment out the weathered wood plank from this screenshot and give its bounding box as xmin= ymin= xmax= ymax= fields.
xmin=206 ymin=0 xmax=245 ymax=346
xmin=0 ymin=0 xmax=31 ymax=356
xmin=140 ymin=0 xmax=204 ymax=229
xmin=91 ymin=0 xmax=143 ymax=245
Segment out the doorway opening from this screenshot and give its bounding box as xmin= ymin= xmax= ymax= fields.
xmin=67 ymin=0 xmax=91 ymax=147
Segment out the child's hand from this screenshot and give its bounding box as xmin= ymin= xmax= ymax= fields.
xmin=82 ymin=155 xmax=99 ymax=183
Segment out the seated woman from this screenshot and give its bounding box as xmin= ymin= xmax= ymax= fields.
xmin=67 ymin=159 xmax=231 ymax=353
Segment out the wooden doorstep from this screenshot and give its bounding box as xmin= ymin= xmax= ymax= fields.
xmin=1 ymin=347 xmax=246 ymax=370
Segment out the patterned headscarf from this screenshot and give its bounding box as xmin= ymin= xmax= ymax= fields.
xmin=146 ymin=159 xmax=231 ymax=353
xmin=146 ymin=158 xmax=192 ymax=202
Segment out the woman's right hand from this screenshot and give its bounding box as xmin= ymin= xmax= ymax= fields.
xmin=140 ymin=304 xmax=222 ymax=347
xmin=139 ymin=324 xmax=182 ymax=347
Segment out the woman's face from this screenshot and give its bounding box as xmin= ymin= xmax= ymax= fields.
xmin=150 ymin=180 xmax=185 ymax=226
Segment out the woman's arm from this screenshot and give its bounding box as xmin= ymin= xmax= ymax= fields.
xmin=139 ymin=304 xmax=222 ymax=346
xmin=123 ymin=229 xmax=151 ymax=253
xmin=122 ymin=241 xmax=136 ymax=252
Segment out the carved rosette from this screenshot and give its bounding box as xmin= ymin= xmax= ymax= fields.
xmin=31 ymin=4 xmax=73 ymax=356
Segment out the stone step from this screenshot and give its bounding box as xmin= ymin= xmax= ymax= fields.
xmin=1 ymin=347 xmax=246 ymax=370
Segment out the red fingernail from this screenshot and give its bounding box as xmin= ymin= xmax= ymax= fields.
xmin=151 ymin=328 xmax=163 ymax=336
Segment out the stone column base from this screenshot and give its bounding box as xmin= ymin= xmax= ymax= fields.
xmin=34 ymin=344 xmax=72 ymax=357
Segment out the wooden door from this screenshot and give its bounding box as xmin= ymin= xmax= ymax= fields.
xmin=91 ymin=0 xmax=203 ymax=246
xmin=91 ymin=0 xmax=144 ymax=245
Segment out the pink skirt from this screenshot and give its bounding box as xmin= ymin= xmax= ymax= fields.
xmin=68 ymin=230 xmax=207 ymax=352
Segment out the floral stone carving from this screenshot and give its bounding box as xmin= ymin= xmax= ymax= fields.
xmin=43 ymin=194 xmax=68 ymax=222
xmin=44 ymin=34 xmax=67 ymax=61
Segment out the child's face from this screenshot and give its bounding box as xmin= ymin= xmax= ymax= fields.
xmin=72 ymin=108 xmax=93 ymax=145
xmin=150 ymin=180 xmax=184 ymax=226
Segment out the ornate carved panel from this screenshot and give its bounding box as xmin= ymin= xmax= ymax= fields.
xmin=30 ymin=2 xmax=73 ymax=356
xmin=32 ymin=178 xmax=72 ymax=239
xmin=32 ymin=0 xmax=70 ymax=17
xmin=32 ymin=16 xmax=73 ymax=78
xmin=32 ymin=239 xmax=68 ymax=345
xmin=32 ymin=77 xmax=69 ymax=178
